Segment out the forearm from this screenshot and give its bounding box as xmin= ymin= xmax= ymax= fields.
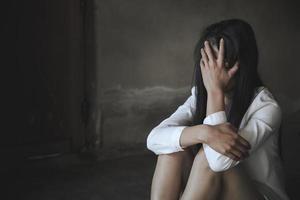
xmin=179 ymin=124 xmax=210 ymax=149
xmin=206 ymin=89 xmax=225 ymax=116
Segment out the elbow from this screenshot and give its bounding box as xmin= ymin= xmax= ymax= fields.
xmin=206 ymin=156 xmax=239 ymax=172
xmin=146 ymin=131 xmax=159 ymax=155
xmin=146 ymin=132 xmax=175 ymax=155
xmin=207 ymin=159 xmax=240 ymax=172
xmin=146 ymin=139 xmax=155 ymax=153
xmin=146 ymin=133 xmax=154 ymax=152
xmin=208 ymin=161 xmax=229 ymax=172
xmin=146 ymin=127 xmax=184 ymax=155
xmin=203 ymin=145 xmax=239 ymax=172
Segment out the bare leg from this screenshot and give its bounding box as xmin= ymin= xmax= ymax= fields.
xmin=151 ymin=146 xmax=265 ymax=200
xmin=180 ymin=147 xmax=223 ymax=200
xmin=220 ymin=164 xmax=265 ymax=200
xmin=179 ymin=146 xmax=265 ymax=200
xmin=150 ymin=147 xmax=194 ymax=200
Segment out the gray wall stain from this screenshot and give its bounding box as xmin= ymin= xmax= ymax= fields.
xmin=98 ymin=85 xmax=191 ymax=149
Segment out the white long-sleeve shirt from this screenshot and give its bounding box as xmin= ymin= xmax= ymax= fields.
xmin=146 ymin=86 xmax=290 ymax=200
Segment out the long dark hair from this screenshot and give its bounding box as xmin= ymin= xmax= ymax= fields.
xmin=191 ymin=19 xmax=264 ymax=151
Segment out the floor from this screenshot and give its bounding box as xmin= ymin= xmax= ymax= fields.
xmin=2 ymin=153 xmax=155 ymax=200
xmin=2 ymin=152 xmax=299 ymax=200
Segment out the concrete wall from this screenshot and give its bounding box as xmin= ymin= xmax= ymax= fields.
xmin=88 ymin=0 xmax=300 ymax=179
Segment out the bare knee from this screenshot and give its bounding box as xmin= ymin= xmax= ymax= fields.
xmin=179 ymin=147 xmax=223 ymax=200
xmin=151 ymin=148 xmax=195 ymax=200
xmin=157 ymin=147 xmax=194 ymax=162
xmin=193 ymin=147 xmax=218 ymax=172
xmin=155 ymin=148 xmax=194 ymax=178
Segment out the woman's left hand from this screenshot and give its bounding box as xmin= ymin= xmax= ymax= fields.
xmin=200 ymin=38 xmax=239 ymax=93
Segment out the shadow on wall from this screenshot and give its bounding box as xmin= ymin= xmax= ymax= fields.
xmin=277 ymin=92 xmax=300 ymax=173
xmin=275 ymin=93 xmax=300 ymax=200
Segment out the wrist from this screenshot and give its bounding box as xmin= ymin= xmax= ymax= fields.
xmin=196 ymin=124 xmax=212 ymax=144
xmin=207 ymin=88 xmax=224 ymax=97
xmin=206 ymin=89 xmax=225 ymax=116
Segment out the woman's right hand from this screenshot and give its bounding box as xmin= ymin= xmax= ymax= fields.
xmin=205 ymin=122 xmax=251 ymax=161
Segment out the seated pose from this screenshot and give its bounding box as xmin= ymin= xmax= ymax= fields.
xmin=146 ymin=19 xmax=290 ymax=200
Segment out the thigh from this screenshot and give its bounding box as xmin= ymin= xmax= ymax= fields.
xmin=151 ymin=147 xmax=195 ymax=200
xmin=180 ymin=147 xmax=196 ymax=192
xmin=221 ymin=164 xmax=265 ymax=200
xmin=180 ymin=146 xmax=223 ymax=200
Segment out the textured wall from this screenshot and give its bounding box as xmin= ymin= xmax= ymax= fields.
xmin=91 ymin=0 xmax=300 ymax=150
xmin=89 ymin=1 xmax=300 ymax=183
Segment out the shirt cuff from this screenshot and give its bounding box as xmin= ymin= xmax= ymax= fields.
xmin=203 ymin=111 xmax=227 ymax=125
xmin=169 ymin=126 xmax=187 ymax=152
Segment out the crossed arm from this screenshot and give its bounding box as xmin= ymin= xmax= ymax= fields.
xmin=146 ymin=86 xmax=282 ymax=172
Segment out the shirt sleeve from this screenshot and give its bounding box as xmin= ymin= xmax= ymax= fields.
xmin=146 ymin=86 xmax=196 ymax=155
xmin=202 ymin=90 xmax=282 ymax=172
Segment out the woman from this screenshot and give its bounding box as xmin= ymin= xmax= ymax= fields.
xmin=146 ymin=19 xmax=290 ymax=200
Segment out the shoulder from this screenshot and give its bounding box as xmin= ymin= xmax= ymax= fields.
xmin=246 ymin=86 xmax=282 ymax=128
xmin=252 ymin=86 xmax=281 ymax=111
xmin=190 ymin=85 xmax=282 ymax=124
